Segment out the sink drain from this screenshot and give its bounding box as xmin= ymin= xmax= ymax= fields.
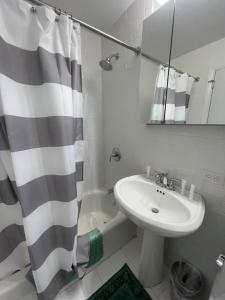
xmin=152 ymin=208 xmax=159 ymax=214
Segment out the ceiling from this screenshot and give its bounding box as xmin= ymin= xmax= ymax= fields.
xmin=142 ymin=0 xmax=225 ymax=61
xmin=172 ymin=0 xmax=225 ymax=58
xmin=44 ymin=0 xmax=134 ymax=31
xmin=142 ymin=0 xmax=174 ymax=63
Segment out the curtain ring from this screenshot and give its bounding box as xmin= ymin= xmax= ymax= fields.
xmin=30 ymin=6 xmax=37 ymax=13
xmin=55 ymin=7 xmax=61 ymax=15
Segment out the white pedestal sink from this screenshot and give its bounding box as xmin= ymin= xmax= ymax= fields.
xmin=114 ymin=175 xmax=205 ymax=287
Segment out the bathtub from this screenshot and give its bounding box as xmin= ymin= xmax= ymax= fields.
xmin=78 ymin=189 xmax=137 ymax=258
xmin=0 ymin=189 xmax=137 ymax=300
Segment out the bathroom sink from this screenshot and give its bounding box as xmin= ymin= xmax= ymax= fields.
xmin=114 ymin=174 xmax=205 ymax=287
xmin=114 ymin=175 xmax=205 ymax=237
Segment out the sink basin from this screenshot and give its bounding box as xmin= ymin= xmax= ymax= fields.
xmin=114 ymin=174 xmax=205 ymax=237
xmin=114 ymin=174 xmax=205 ymax=287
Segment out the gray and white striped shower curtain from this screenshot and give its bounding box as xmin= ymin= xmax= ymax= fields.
xmin=150 ymin=65 xmax=194 ymax=123
xmin=0 ymin=0 xmax=84 ymax=299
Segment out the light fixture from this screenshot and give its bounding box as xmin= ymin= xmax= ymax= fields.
xmin=156 ymin=0 xmax=169 ymax=6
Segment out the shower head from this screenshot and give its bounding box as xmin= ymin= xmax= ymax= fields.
xmin=99 ymin=53 xmax=119 ymax=71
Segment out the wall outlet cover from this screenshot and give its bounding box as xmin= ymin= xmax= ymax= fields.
xmin=203 ymin=170 xmax=225 ymax=186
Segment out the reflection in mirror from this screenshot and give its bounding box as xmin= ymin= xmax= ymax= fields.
xmin=139 ymin=0 xmax=175 ymax=124
xmin=171 ymin=0 xmax=225 ymax=124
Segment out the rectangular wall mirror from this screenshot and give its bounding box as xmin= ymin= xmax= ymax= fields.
xmin=139 ymin=0 xmax=175 ymax=124
xmin=139 ymin=0 xmax=225 ymax=125
xmin=171 ymin=0 xmax=225 ymax=125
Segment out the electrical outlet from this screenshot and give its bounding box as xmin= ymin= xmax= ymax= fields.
xmin=203 ymin=170 xmax=225 ymax=186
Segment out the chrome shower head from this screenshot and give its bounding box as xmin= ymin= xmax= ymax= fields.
xmin=99 ymin=58 xmax=113 ymax=71
xmin=99 ymin=53 xmax=119 ymax=71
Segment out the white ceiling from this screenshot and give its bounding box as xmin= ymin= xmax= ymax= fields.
xmin=172 ymin=0 xmax=225 ymax=58
xmin=142 ymin=0 xmax=174 ymax=63
xmin=44 ymin=0 xmax=134 ymax=31
xmin=142 ymin=0 xmax=225 ymax=61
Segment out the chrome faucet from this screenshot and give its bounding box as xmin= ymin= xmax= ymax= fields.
xmin=155 ymin=171 xmax=168 ymax=187
xmin=154 ymin=171 xmax=179 ymax=191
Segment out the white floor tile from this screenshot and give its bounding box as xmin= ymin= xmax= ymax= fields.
xmin=22 ymin=293 xmax=38 ymax=300
xmin=107 ymin=249 xmax=127 ymax=271
xmin=80 ymin=269 xmax=102 ymax=299
xmin=158 ymin=288 xmax=171 ymax=300
xmin=149 ymin=278 xmax=171 ymax=299
xmin=120 ymin=237 xmax=142 ymax=261
xmin=146 ymin=288 xmax=158 ymax=300
xmin=96 ymin=247 xmax=137 ymax=284
xmin=56 ymin=281 xmax=85 ymax=300
xmin=96 ymin=259 xmax=115 ymax=284
xmin=128 ymin=254 xmax=140 ymax=275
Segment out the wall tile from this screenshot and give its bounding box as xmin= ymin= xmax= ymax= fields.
xmin=81 ymin=28 xmax=104 ymax=194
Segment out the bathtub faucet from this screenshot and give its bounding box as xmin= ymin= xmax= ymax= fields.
xmin=109 ymin=147 xmax=121 ymax=162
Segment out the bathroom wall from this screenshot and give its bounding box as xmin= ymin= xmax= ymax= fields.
xmin=102 ymin=0 xmax=225 ymax=295
xmin=139 ymin=57 xmax=159 ymax=123
xmin=171 ymin=37 xmax=225 ymax=124
xmin=81 ymin=28 xmax=104 ymax=194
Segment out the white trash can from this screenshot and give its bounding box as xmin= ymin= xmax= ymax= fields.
xmin=170 ymin=261 xmax=203 ymax=300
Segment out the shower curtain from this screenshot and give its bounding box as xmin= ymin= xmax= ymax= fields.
xmin=0 ymin=0 xmax=84 ymax=299
xmin=150 ymin=65 xmax=194 ymax=124
xmin=150 ymin=65 xmax=169 ymax=123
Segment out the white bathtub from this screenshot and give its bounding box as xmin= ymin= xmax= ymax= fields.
xmin=79 ymin=189 xmax=137 ymax=260
xmin=0 ymin=190 xmax=137 ymax=300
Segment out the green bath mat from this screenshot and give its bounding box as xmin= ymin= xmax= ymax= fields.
xmin=87 ymin=264 xmax=152 ymax=300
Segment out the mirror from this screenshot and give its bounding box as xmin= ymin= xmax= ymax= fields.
xmin=171 ymin=0 xmax=225 ymax=124
xmin=139 ymin=0 xmax=175 ymax=124
xmin=139 ymin=0 xmax=225 ymax=125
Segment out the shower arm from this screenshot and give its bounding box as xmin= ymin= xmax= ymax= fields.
xmin=107 ymin=53 xmax=119 ymax=62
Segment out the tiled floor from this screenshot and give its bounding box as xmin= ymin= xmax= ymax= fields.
xmin=56 ymin=236 xmax=171 ymax=300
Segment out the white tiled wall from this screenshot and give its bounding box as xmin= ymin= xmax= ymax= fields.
xmin=81 ymin=28 xmax=104 ymax=194
xmin=171 ymin=37 xmax=225 ymax=124
xmin=102 ymin=0 xmax=225 ymax=296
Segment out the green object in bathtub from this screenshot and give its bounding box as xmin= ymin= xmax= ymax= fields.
xmin=88 ymin=228 xmax=104 ymax=267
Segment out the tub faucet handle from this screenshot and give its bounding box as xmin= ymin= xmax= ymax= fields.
xmin=216 ymin=254 xmax=225 ymax=268
xmin=109 ymin=147 xmax=121 ymax=162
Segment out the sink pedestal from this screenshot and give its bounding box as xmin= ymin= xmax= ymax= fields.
xmin=138 ymin=230 xmax=164 ymax=287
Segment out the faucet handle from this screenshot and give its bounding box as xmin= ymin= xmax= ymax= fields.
xmin=154 ymin=170 xmax=163 ymax=181
xmin=109 ymin=147 xmax=121 ymax=162
xmin=170 ymin=177 xmax=181 ymax=184
xmin=216 ymin=254 xmax=225 ymax=268
xmin=167 ymin=177 xmax=181 ymax=191
xmin=154 ymin=170 xmax=168 ymax=177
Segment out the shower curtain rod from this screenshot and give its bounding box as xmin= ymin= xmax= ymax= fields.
xmin=28 ymin=0 xmax=200 ymax=82
xmin=28 ymin=0 xmax=141 ymax=55
xmin=142 ymin=52 xmax=200 ymax=82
